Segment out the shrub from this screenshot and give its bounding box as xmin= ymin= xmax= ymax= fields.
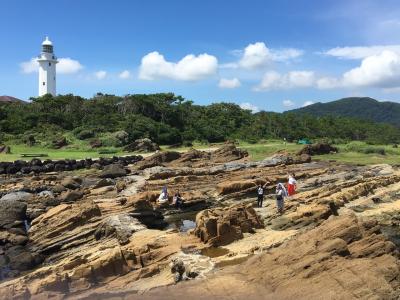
xmin=76 ymin=129 xmax=94 ymax=140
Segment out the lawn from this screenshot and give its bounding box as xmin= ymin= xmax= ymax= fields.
xmin=1 ymin=140 xmax=399 ymax=166
xmin=0 ymin=144 xmax=131 ymax=162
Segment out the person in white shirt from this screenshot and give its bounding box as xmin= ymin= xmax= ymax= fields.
xmin=257 ymin=184 xmax=264 ymax=207
xmin=158 ymin=185 xmax=169 ymax=204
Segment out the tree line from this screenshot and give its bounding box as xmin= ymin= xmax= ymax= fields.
xmin=0 ymin=93 xmax=399 ymax=145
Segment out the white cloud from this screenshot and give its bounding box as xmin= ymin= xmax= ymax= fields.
xmin=302 ymin=101 xmax=315 ymax=107
xmin=20 ymin=58 xmax=38 ymax=74
xmin=239 ymin=42 xmax=271 ymax=69
xmin=20 ymin=57 xmax=83 ymax=74
xmin=95 ymin=70 xmax=107 ymax=79
xmin=316 ymin=77 xmax=341 ymax=89
xmin=218 ymin=77 xmax=241 ymax=89
xmin=119 ymin=70 xmax=131 ymax=79
xmin=240 ymin=102 xmax=259 ymax=113
xmin=270 ymin=48 xmax=304 ymax=62
xmin=139 ymin=51 xmax=218 ymax=81
xmin=227 ymin=42 xmax=303 ymax=70
xmin=283 ymin=100 xmax=295 ymax=107
xmin=254 ymin=70 xmax=315 ymax=91
xmin=57 ymin=58 xmax=83 ymax=74
xmin=341 ymin=51 xmax=400 ymax=88
xmin=324 ymin=45 xmax=400 ymax=59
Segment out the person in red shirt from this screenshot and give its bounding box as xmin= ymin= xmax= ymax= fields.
xmin=287 ymin=173 xmax=297 ymax=196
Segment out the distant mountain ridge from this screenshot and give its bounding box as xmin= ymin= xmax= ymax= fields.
xmin=0 ymin=95 xmax=25 ymax=104
xmin=286 ymin=97 xmax=400 ymax=128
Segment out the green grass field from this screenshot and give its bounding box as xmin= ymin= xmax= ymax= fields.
xmin=1 ymin=140 xmax=399 ymax=165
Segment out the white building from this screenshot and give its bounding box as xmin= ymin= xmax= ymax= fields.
xmin=37 ymin=37 xmax=58 ymax=96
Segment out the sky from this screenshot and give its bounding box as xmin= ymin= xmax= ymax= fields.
xmin=2 ymin=0 xmax=400 ymax=112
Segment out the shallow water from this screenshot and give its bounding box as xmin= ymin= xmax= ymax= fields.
xmin=165 ymin=211 xmax=198 ymax=232
xmin=200 ymin=247 xmax=229 ymax=258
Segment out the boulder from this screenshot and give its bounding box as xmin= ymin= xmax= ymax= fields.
xmin=210 ymin=144 xmax=248 ymax=163
xmin=93 ymin=178 xmax=115 ymax=189
xmin=0 ymin=191 xmax=33 ymax=202
xmin=59 ymin=190 xmax=84 ymax=203
xmin=0 ymin=199 xmax=27 ymax=228
xmin=99 ymin=164 xmax=127 ymax=178
xmin=194 ymin=204 xmax=264 ymax=246
xmin=297 ymin=143 xmax=338 ymax=156
xmin=124 ymin=138 xmax=160 ymax=153
xmin=60 ymin=176 xmax=81 ymax=190
xmin=136 ymin=151 xmax=181 ymax=170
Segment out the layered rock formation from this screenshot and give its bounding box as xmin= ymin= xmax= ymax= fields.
xmin=194 ymin=204 xmax=264 ymax=246
xmin=0 ymin=145 xmax=400 ymax=299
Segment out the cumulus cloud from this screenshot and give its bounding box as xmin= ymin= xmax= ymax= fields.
xmin=341 ymin=50 xmax=400 ymax=88
xmin=302 ymin=101 xmax=314 ymax=107
xmin=254 ymin=70 xmax=315 ymax=91
xmin=239 ymin=42 xmax=271 ymax=69
xmin=240 ymin=102 xmax=259 ymax=113
xmin=57 ymin=58 xmax=84 ymax=74
xmin=119 ymin=70 xmax=131 ymax=79
xmin=139 ymin=51 xmax=218 ymax=81
xmin=283 ymin=100 xmax=295 ymax=107
xmin=95 ymin=70 xmax=107 ymax=79
xmin=218 ymin=77 xmax=241 ymax=89
xmin=230 ymin=42 xmax=303 ymax=69
xmin=324 ymin=45 xmax=400 ymax=59
xmin=20 ymin=57 xmax=83 ymax=74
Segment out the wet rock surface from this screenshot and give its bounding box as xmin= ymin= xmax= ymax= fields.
xmin=1 ymin=145 xmax=400 ymax=299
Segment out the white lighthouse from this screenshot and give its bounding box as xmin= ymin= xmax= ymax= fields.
xmin=37 ymin=36 xmax=58 ymax=96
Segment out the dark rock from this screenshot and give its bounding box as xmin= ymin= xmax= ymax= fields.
xmin=59 ymin=191 xmax=84 ymax=203
xmin=297 ymin=143 xmax=338 ymax=156
xmin=0 ymin=200 xmax=27 ymax=228
xmin=60 ymin=176 xmax=81 ymax=190
xmin=93 ymin=178 xmax=115 ymax=189
xmin=124 ymin=138 xmax=160 ymax=153
xmin=99 ymin=164 xmax=127 ymax=179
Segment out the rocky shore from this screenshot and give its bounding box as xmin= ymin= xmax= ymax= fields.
xmin=1 ymin=144 xmax=400 ymax=299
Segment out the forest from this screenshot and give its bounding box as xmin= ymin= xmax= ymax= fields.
xmin=1 ymin=93 xmax=399 ymax=146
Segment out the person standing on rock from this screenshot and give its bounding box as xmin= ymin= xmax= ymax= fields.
xmin=276 ymin=183 xmax=287 ymax=214
xmin=287 ymin=173 xmax=297 ymax=196
xmin=257 ymin=184 xmax=264 ymax=207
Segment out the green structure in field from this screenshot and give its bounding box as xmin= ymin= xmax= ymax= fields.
xmin=298 ymin=138 xmax=312 ymax=145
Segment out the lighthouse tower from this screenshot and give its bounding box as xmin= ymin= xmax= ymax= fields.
xmin=37 ymin=37 xmax=58 ymax=96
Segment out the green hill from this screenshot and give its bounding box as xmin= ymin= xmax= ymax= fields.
xmin=286 ymin=97 xmax=400 ymax=128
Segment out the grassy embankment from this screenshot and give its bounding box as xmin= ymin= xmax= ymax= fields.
xmin=1 ymin=140 xmax=399 ymax=165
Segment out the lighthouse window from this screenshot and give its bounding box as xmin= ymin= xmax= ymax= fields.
xmin=49 ymin=62 xmax=51 ymax=66
xmin=42 ymin=82 xmax=45 ymax=86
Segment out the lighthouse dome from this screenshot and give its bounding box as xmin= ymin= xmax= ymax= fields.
xmin=42 ymin=36 xmax=53 ymax=46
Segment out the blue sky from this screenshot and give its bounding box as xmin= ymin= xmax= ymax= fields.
xmin=2 ymin=0 xmax=400 ymax=111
